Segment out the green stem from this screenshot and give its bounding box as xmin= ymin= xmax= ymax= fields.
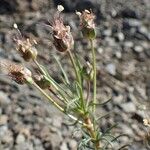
xmin=33 ymin=59 xmax=71 ymax=102
xmin=33 ymin=81 xmax=64 ymax=112
xmin=90 ymin=39 xmax=97 ymax=112
xmin=67 ymin=50 xmax=85 ymax=112
xmin=67 ymin=50 xmax=80 ymax=84
xmin=32 ymin=81 xmax=85 ymax=125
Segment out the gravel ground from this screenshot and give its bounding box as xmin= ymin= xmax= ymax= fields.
xmin=0 ymin=0 xmax=150 ymax=149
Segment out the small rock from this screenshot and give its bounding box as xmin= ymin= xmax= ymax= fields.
xmin=16 ymin=134 xmax=26 ymax=144
xmin=138 ymin=26 xmax=150 ymax=40
xmin=120 ymin=8 xmax=140 ymax=19
xmin=124 ymin=41 xmax=134 ymax=48
xmin=121 ymin=102 xmax=136 ymax=113
xmin=103 ymin=29 xmax=112 ymax=37
xmin=0 ymin=115 xmax=8 ymax=125
xmin=106 ymin=63 xmax=116 ymax=76
xmin=115 ymin=32 xmax=125 ymax=41
xmin=50 ymin=133 xmax=63 ymax=148
xmin=0 ymin=125 xmax=8 ymax=137
xmin=0 ymin=91 xmax=11 ymax=105
xmin=123 ymin=19 xmax=141 ymax=30
xmin=68 ymin=139 xmax=77 ymax=150
xmin=134 ymin=45 xmax=143 ymax=53
xmin=105 ymin=37 xmax=116 ymax=46
xmin=115 ymin=51 xmax=122 ymax=59
xmin=60 ymin=142 xmax=68 ymax=150
xmin=35 ymin=146 xmax=45 ymax=150
xmin=97 ymin=47 xmax=103 ymax=54
xmin=15 ymin=142 xmax=34 ymax=150
xmin=52 ymin=116 xmax=62 ymax=128
xmin=119 ymin=124 xmax=134 ymax=136
xmin=113 ymin=94 xmax=123 ymax=104
xmin=2 ymin=130 xmax=13 ymax=144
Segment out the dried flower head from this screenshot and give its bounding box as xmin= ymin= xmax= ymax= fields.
xmin=14 ymin=24 xmax=37 ymax=61
xmin=0 ymin=60 xmax=32 ymax=84
xmin=76 ymin=9 xmax=96 ymax=39
xmin=15 ymin=38 xmax=37 ymax=61
xmin=50 ymin=5 xmax=74 ymax=52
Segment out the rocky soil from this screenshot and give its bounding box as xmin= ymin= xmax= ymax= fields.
xmin=0 ymin=0 xmax=150 ymax=149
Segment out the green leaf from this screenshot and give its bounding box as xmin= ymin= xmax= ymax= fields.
xmin=89 ymin=97 xmax=112 ymax=107
xmin=54 ymin=55 xmax=69 ymax=84
xmin=96 ymin=113 xmax=110 ymax=122
xmin=102 ymin=124 xmax=118 ymax=136
xmin=118 ymin=144 xmax=131 ymax=150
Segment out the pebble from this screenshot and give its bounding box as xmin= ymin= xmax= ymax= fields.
xmin=68 ymin=139 xmax=77 ymax=150
xmin=105 ymin=37 xmax=116 ymax=46
xmin=52 ymin=116 xmax=62 ymax=128
xmin=124 ymin=41 xmax=134 ymax=48
xmin=121 ymin=102 xmax=136 ymax=113
xmin=0 ymin=125 xmax=8 ymax=137
xmin=113 ymin=94 xmax=124 ymax=104
xmin=115 ymin=51 xmax=122 ymax=59
xmin=97 ymin=47 xmax=104 ymax=54
xmin=35 ymin=146 xmax=45 ymax=150
xmin=16 ymin=134 xmax=26 ymax=144
xmin=106 ymin=63 xmax=116 ymax=76
xmin=134 ymin=45 xmax=144 ymax=53
xmin=116 ymin=32 xmax=125 ymax=41
xmin=103 ymin=29 xmax=112 ymax=37
xmin=124 ymin=19 xmax=141 ymax=29
xmin=50 ymin=133 xmax=63 ymax=148
xmin=60 ymin=142 xmax=69 ymax=150
xmin=15 ymin=142 xmax=34 ymax=150
xmin=0 ymin=115 xmax=8 ymax=125
xmin=0 ymin=91 xmax=11 ymax=105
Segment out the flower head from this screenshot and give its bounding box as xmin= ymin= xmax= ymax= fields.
xmin=76 ymin=10 xmax=96 ymax=39
xmin=50 ymin=5 xmax=74 ymax=52
xmin=0 ymin=60 xmax=32 ymax=84
xmin=14 ymin=24 xmax=37 ymax=61
xmin=15 ymin=38 xmax=37 ymax=61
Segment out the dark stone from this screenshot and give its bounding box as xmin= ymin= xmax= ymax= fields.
xmin=131 ymin=113 xmax=143 ymax=123
xmin=0 ymin=0 xmax=18 ymax=14
xmin=119 ymin=8 xmax=140 ymax=19
xmin=75 ymin=0 xmax=96 ymax=11
xmin=53 ymin=0 xmax=75 ymax=12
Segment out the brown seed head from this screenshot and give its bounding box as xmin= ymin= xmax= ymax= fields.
xmin=0 ymin=60 xmax=32 ymax=84
xmin=15 ymin=38 xmax=37 ymax=61
xmin=76 ymin=10 xmax=96 ymax=39
xmin=50 ymin=6 xmax=74 ymax=52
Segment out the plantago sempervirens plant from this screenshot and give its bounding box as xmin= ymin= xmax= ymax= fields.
xmin=0 ymin=5 xmax=128 ymax=149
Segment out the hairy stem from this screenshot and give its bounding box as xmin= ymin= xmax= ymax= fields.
xmin=90 ymin=39 xmax=97 ymax=112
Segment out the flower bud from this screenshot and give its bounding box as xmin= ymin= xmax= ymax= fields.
xmin=50 ymin=6 xmax=74 ymax=52
xmin=33 ymin=75 xmax=51 ymax=89
xmin=82 ymin=62 xmax=93 ymax=81
xmin=16 ymin=38 xmax=37 ymax=61
xmin=76 ymin=10 xmax=96 ymax=39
